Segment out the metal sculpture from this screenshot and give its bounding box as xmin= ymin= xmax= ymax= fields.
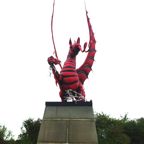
xmin=48 ymin=0 xmax=96 ymax=102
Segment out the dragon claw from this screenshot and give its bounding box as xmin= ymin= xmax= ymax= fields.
xmin=47 ymin=56 xmax=61 ymax=65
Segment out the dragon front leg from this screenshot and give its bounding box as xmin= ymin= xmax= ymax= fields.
xmin=47 ymin=56 xmax=62 ymax=86
xmin=77 ymin=83 xmax=85 ymax=102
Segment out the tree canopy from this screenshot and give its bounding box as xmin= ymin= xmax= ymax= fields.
xmin=95 ymin=112 xmax=130 ymax=144
xmin=1 ymin=113 xmax=144 ymax=144
xmin=94 ymin=112 xmax=144 ymax=144
xmin=0 ymin=124 xmax=15 ymax=144
xmin=18 ymin=118 xmax=41 ymax=144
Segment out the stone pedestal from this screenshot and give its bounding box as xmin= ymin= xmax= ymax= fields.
xmin=37 ymin=102 xmax=98 ymax=144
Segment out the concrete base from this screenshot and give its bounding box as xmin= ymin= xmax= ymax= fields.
xmin=37 ymin=102 xmax=98 ymax=144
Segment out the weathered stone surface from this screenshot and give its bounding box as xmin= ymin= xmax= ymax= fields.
xmin=69 ymin=120 xmax=97 ymax=143
xmin=43 ymin=106 xmax=94 ymax=119
xmin=37 ymin=102 xmax=98 ymax=144
xmin=38 ymin=120 xmax=67 ymax=143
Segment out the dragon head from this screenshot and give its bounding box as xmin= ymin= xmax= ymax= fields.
xmin=69 ymin=37 xmax=88 ymax=57
xmin=69 ymin=37 xmax=82 ymax=57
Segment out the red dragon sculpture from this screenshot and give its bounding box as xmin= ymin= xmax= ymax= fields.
xmin=48 ymin=0 xmax=96 ymax=102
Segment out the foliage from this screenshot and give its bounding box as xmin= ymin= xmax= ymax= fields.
xmin=124 ymin=117 xmax=144 ymax=144
xmin=1 ymin=113 xmax=144 ymax=144
xmin=18 ymin=118 xmax=41 ymax=144
xmin=0 ymin=124 xmax=15 ymax=144
xmin=94 ymin=112 xmax=130 ymax=144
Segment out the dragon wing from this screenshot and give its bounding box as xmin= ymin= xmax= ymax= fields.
xmin=76 ymin=5 xmax=96 ymax=85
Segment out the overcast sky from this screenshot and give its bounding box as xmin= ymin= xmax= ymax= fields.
xmin=0 ymin=0 xmax=144 ymax=140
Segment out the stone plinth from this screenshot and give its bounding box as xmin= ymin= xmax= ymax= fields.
xmin=37 ymin=102 xmax=98 ymax=144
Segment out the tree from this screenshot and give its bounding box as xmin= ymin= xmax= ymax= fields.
xmin=94 ymin=112 xmax=130 ymax=144
xmin=18 ymin=118 xmax=41 ymax=144
xmin=0 ymin=124 xmax=15 ymax=144
xmin=124 ymin=117 xmax=144 ymax=144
